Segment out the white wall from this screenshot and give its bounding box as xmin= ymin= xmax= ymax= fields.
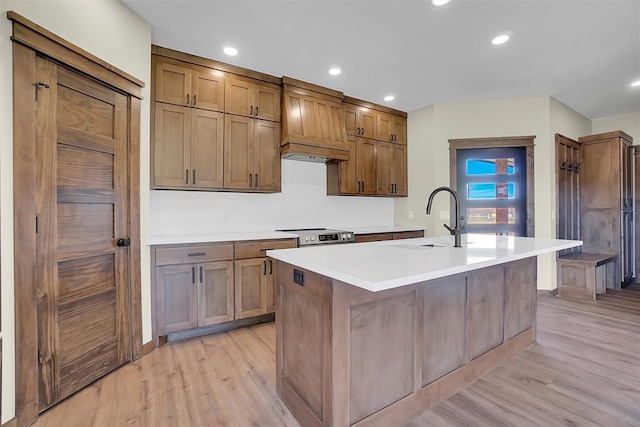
xmin=592 ymin=111 xmax=640 ymax=143
xmin=150 ymin=161 xmax=394 ymax=236
xmin=0 ymin=1 xmax=151 ymax=422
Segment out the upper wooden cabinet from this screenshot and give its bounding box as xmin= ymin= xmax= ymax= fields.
xmin=153 ymin=104 xmax=224 ymax=190
xmin=344 ymin=103 xmax=377 ymax=139
xmin=155 ymin=58 xmax=225 ymax=112
xmin=327 ymin=136 xmax=377 ymax=195
xmin=377 ymin=142 xmax=407 ymax=196
xmin=225 ymin=76 xmax=281 ymax=122
xmin=224 ymin=114 xmax=281 ymax=192
xmin=377 ymin=111 xmax=407 ymax=144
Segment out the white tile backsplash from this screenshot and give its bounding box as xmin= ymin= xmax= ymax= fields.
xmin=149 ymin=160 xmax=394 ymax=237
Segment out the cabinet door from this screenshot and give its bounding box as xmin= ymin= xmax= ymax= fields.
xmin=155 ymin=61 xmax=192 ymax=106
xmin=192 ymin=67 xmax=225 ymax=112
xmin=198 ymin=261 xmax=234 ymax=327
xmin=392 ymin=144 xmax=407 ymax=196
xmin=156 ymin=265 xmax=197 ymax=334
xmin=343 ymin=103 xmax=359 ymax=136
xmin=191 ymin=110 xmax=224 ymax=189
xmin=235 ymin=258 xmax=267 ymax=319
xmin=339 ymin=135 xmax=359 ymax=194
xmin=224 ymin=114 xmax=254 ymax=189
xmin=253 ymin=119 xmax=281 ymax=192
xmin=266 ymin=259 xmax=276 ymax=313
xmin=359 ymin=108 xmax=377 ymax=139
xmin=376 ymin=112 xmax=393 ymax=142
xmin=225 ymin=77 xmax=254 ymax=117
xmin=391 ymin=115 xmax=407 ymax=144
xmin=376 ymin=141 xmax=393 ymax=196
xmin=154 ymin=103 xmax=191 ymax=188
xmin=255 ymin=83 xmax=281 ymax=122
xmin=359 ymin=138 xmax=377 ymax=195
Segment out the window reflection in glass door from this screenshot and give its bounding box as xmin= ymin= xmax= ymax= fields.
xmin=456 ymin=148 xmax=527 ymax=236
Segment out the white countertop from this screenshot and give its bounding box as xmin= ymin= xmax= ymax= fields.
xmin=267 ymin=234 xmax=582 ymax=292
xmin=147 ymin=231 xmax=298 ymax=246
xmin=348 ymin=225 xmax=425 ymax=234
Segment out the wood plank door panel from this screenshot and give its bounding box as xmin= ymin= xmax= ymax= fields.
xmin=255 ymin=83 xmax=280 ymax=122
xmin=340 ymin=135 xmax=359 ymax=194
xmin=377 ymin=141 xmax=392 ymax=195
xmin=156 ymin=265 xmax=197 ymax=334
xmin=191 ymin=110 xmax=224 ymax=189
xmin=36 ymin=58 xmax=131 ymax=410
xmin=225 ymin=77 xmax=254 ymax=117
xmin=391 ymin=115 xmax=407 ymax=144
xmin=192 ymin=67 xmax=225 ymax=112
xmin=359 ymin=138 xmax=377 ymax=195
xmin=235 ymin=258 xmax=267 ymax=319
xmin=155 ymin=60 xmax=191 ymax=106
xmin=392 ymin=144 xmax=407 ymax=196
xmin=154 ymin=103 xmax=190 ymax=188
xmin=224 ymin=114 xmax=253 ymax=190
xmin=376 ymin=111 xmax=392 ymax=141
xmin=198 ymin=261 xmax=234 ymax=327
xmin=253 ymin=119 xmax=281 ymax=192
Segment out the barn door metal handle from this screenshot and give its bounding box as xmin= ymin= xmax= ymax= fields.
xmin=116 ymin=238 xmax=130 ymax=247
xmin=34 ymin=81 xmax=50 ymax=101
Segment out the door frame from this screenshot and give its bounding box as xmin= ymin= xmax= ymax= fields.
xmin=449 ymin=136 xmax=535 ymax=237
xmin=10 ymin=12 xmax=144 ymax=427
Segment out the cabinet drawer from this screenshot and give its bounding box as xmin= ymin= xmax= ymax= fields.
xmin=393 ymin=231 xmax=424 ymax=240
xmin=235 ymin=239 xmax=297 ymax=259
xmin=355 ymin=233 xmax=393 ymax=243
xmin=155 ymin=244 xmax=234 ymax=266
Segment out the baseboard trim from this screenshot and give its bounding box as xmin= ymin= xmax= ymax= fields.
xmin=2 ymin=417 xmax=17 ymax=427
xmin=142 ymin=340 xmax=155 ymax=356
xmin=537 ymin=288 xmax=558 ymax=296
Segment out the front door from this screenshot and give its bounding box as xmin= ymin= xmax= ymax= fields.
xmin=35 ymin=56 xmax=132 ymax=410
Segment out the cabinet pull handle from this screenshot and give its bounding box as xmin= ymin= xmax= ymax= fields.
xmin=269 ymin=259 xmax=273 ymax=274
xmin=391 ymin=134 xmax=394 ymax=141
xmin=193 ymin=94 xmax=197 ymax=106
xmin=188 ymin=252 xmax=206 ymax=257
xmin=255 ymin=174 xmax=258 ymax=188
xmin=200 ymin=266 xmax=203 ymax=283
xmin=193 ymin=169 xmax=196 ymax=184
xmin=362 ymin=127 xmax=365 ymax=135
xmin=186 ymin=93 xmax=190 ymax=105
xmin=394 ymin=184 xmax=397 ymax=193
xmin=185 ymin=169 xmax=189 ymax=184
xmin=262 ymin=260 xmax=267 ymax=275
xmin=390 ymin=183 xmax=393 ymax=193
xmin=250 ymin=105 xmax=254 ymax=115
xmin=255 ymin=106 xmax=259 ymax=116
xmin=249 ymin=173 xmax=253 ymax=187
xmin=191 ymin=266 xmax=196 ymax=284
xmin=356 ymin=127 xmax=360 ymax=135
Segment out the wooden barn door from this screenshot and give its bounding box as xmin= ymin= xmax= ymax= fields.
xmin=35 ymin=55 xmax=132 ymax=410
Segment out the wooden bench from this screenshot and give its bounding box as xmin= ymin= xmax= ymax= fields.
xmin=557 ymin=252 xmax=617 ymax=301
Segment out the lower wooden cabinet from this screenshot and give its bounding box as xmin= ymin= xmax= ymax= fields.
xmin=155 ymin=260 xmax=234 ymax=334
xmin=235 ymin=257 xmax=275 ymax=319
xmin=153 ymin=238 xmax=295 ymax=342
xmin=354 ymin=229 xmax=424 ymax=243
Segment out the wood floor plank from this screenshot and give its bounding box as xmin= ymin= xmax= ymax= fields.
xmin=33 ymin=291 xmax=640 ymax=427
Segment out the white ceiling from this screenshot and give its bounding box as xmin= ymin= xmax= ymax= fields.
xmin=123 ymin=0 xmax=640 ymax=119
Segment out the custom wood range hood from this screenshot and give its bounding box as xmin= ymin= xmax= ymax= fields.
xmin=280 ymin=76 xmax=351 ymax=162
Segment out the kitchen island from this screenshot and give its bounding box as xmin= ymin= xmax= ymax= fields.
xmin=267 ymin=234 xmax=581 ymax=427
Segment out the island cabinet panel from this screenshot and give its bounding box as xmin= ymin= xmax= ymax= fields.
xmin=349 ymin=292 xmax=416 ymax=424
xmin=468 ymin=266 xmax=505 ymax=360
xmin=422 ymin=277 xmax=467 ymax=386
xmin=275 ymin=257 xmax=537 ymax=427
xmin=504 ymin=259 xmax=535 ymax=340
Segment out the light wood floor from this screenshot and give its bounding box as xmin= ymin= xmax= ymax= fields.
xmin=34 ymin=290 xmax=640 ymax=427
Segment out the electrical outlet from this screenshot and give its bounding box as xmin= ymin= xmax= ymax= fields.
xmin=408 ymin=210 xmax=414 ymax=219
xmin=440 ymin=211 xmax=450 ymax=220
xmin=223 ymin=213 xmax=229 ymax=221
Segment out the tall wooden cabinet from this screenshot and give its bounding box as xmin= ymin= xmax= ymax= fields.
xmin=152 ymin=46 xmax=282 ymax=193
xmin=578 ymin=131 xmax=634 ymax=287
xmin=327 ymin=98 xmax=408 ymax=197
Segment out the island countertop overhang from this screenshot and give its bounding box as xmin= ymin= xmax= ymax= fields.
xmin=267 ymin=234 xmax=582 ymax=292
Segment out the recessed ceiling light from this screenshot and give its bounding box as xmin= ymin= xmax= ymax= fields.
xmin=631 ymin=80 xmax=640 ymax=87
xmin=492 ymin=34 xmax=510 ymax=45
xmin=432 ymin=0 xmax=450 ymax=5
xmin=329 ymin=67 xmax=342 ymax=76
xmin=223 ymin=47 xmax=238 ymax=56
xmin=384 ymin=95 xmax=395 ymax=102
